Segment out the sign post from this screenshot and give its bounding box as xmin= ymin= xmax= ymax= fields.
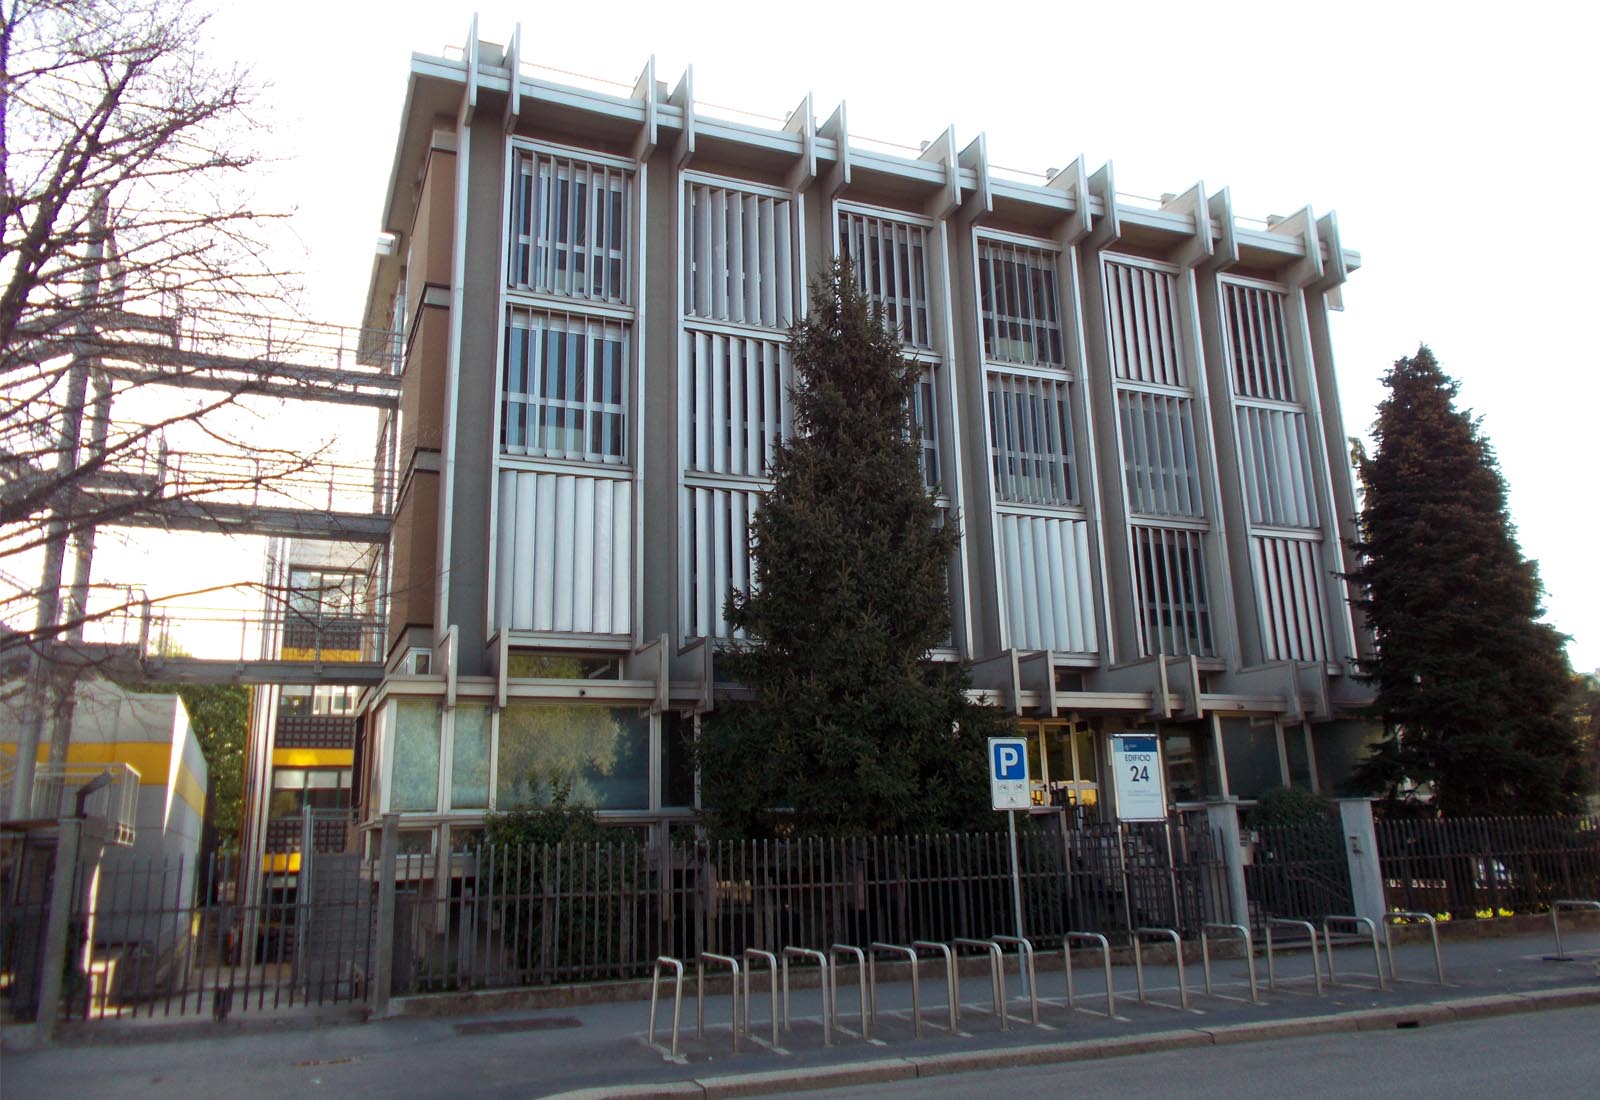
xmin=989 ymin=737 xmax=1030 ymax=940
xmin=1110 ymin=733 xmax=1176 ymax=929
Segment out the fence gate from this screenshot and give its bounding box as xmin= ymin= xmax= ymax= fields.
xmin=1244 ymin=820 xmax=1353 ymax=929
xmin=53 ymin=846 xmax=375 ymax=1022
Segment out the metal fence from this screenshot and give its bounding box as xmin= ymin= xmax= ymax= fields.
xmin=42 ymin=849 xmax=374 ymax=1022
xmin=1375 ymin=814 xmax=1600 ymax=918
xmin=1244 ymin=820 xmax=1354 ymax=928
xmin=392 ymin=819 xmax=1230 ymax=995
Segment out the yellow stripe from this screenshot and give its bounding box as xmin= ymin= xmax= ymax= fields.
xmin=271 ymin=748 xmax=355 ymax=768
xmin=264 ymin=852 xmax=302 ymax=874
xmin=172 ymin=763 xmax=207 ymax=818
xmin=0 ymin=741 xmax=172 ymax=785
xmin=279 ymin=646 xmax=362 ymax=663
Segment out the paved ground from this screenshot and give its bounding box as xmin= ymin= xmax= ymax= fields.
xmin=3 ymin=929 xmax=1597 ymax=1100
xmin=774 ymin=1005 xmax=1600 ymax=1100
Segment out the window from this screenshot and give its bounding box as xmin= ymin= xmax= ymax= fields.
xmin=1130 ymin=525 xmax=1213 ymax=657
xmin=987 ymin=373 xmax=1076 ymax=506
xmin=911 ymin=365 xmax=941 ymax=493
xmin=1103 ymin=256 xmax=1206 ymax=525
xmin=278 ymin=684 xmax=359 ymax=717
xmin=1221 ymin=277 xmax=1330 ymax=662
xmin=391 ymin=699 xmax=440 ymax=812
xmin=286 ymin=568 xmax=362 ymax=618
xmin=977 ymin=240 xmax=1064 ymax=368
xmin=838 ymin=209 xmax=932 ymax=349
xmin=680 ymin=177 xmax=800 ymax=640
xmin=683 ymin=332 xmax=791 ymax=479
xmin=1118 ymin=391 xmax=1202 ymax=518
xmin=1222 ymin=281 xmax=1294 ymax=401
xmin=269 ymin=768 xmax=352 ymax=819
xmin=684 ymin=183 xmax=793 ymax=328
xmin=496 ymin=703 xmax=649 ymax=810
xmin=1250 ymin=534 xmax=1329 ymax=662
xmin=508 ymin=149 xmax=630 ymax=303
xmin=501 ymin=308 xmax=628 ymax=463
xmin=1234 ymin=405 xmax=1319 ymax=528
xmin=1103 ymin=258 xmax=1187 ymax=387
xmin=450 ymin=705 xmax=491 ymax=810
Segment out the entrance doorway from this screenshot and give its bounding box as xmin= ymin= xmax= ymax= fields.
xmin=1017 ymin=720 xmax=1101 ymax=822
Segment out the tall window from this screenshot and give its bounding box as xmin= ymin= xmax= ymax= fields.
xmin=1104 ymin=255 xmax=1213 ymax=657
xmin=978 ymin=240 xmax=1064 ymax=368
xmin=1221 ymin=278 xmax=1328 ymax=662
xmin=508 ymin=150 xmax=630 ymax=303
xmin=838 ymin=209 xmax=932 ymax=348
xmin=681 ymin=175 xmax=798 ymax=640
xmin=1130 ymin=525 xmax=1213 ymax=658
xmin=838 ymin=205 xmax=944 ymax=493
xmin=501 ymin=308 xmax=628 ymax=463
xmin=496 ymin=142 xmax=637 ymax=639
xmin=979 ymin=235 xmax=1095 ymax=654
xmin=986 ymin=373 xmax=1076 ymax=506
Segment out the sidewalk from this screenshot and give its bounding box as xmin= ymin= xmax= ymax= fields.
xmin=4 ymin=929 xmax=1597 ymax=1100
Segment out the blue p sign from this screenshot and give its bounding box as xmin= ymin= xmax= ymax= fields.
xmin=993 ymin=741 xmax=1025 ymax=780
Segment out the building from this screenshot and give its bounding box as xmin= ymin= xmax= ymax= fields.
xmin=351 ymin=28 xmax=1377 ymax=856
xmin=238 ymin=539 xmax=376 ymax=898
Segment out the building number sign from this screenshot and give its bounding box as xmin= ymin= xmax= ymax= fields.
xmin=1110 ymin=733 xmax=1167 ymax=821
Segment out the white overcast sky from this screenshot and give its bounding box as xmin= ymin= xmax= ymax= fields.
xmin=165 ymin=0 xmax=1597 ymax=670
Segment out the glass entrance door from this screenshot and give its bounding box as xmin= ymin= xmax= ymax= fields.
xmin=1019 ymin=720 xmax=1101 ymax=821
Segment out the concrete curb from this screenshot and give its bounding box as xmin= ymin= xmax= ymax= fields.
xmin=537 ymin=985 xmax=1600 ymax=1100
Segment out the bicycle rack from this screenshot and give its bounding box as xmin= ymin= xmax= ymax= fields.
xmin=912 ymin=940 xmax=960 ymax=1034
xmin=829 ymin=944 xmax=872 ymax=1042
xmin=990 ymin=934 xmax=1040 ymax=1026
xmin=869 ymin=942 xmax=923 ymax=1038
xmin=743 ymin=948 xmax=781 ymax=1050
xmin=952 ymin=938 xmax=1008 ymax=1030
xmin=1063 ymin=930 xmax=1118 ymax=1020
xmin=1132 ymin=927 xmax=1190 ymax=1011
xmin=1200 ymin=922 xmax=1259 ymax=1004
xmin=781 ymin=946 xmax=833 ymax=1046
xmin=1382 ymin=912 xmax=1445 ymax=985
xmin=1266 ymin=918 xmax=1323 ymax=995
xmin=697 ymin=952 xmax=742 ymax=1052
xmin=1322 ymin=916 xmax=1385 ymax=990
xmin=648 ymin=956 xmax=685 ymax=1061
xmin=1548 ymin=899 xmax=1600 ymax=962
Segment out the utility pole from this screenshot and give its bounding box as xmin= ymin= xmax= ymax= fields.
xmin=8 ymin=196 xmax=110 ymax=818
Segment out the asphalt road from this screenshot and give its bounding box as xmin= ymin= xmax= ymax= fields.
xmin=769 ymin=1005 xmax=1600 ymax=1100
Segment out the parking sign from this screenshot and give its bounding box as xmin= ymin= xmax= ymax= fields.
xmin=989 ymin=737 xmax=1030 ymax=810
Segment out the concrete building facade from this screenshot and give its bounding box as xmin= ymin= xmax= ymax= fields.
xmin=353 ymin=29 xmax=1377 ymax=856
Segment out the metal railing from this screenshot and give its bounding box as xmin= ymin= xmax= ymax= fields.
xmin=391 ymin=825 xmax=1233 ymax=997
xmin=1548 ymin=899 xmax=1600 ymax=962
xmin=1376 ymin=815 xmax=1600 ymax=918
xmin=20 ymin=763 xmax=139 ymax=844
xmin=1246 ymin=820 xmax=1354 ymax=928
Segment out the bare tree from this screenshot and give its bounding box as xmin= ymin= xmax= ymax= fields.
xmin=1 ymin=0 xmax=394 ymax=815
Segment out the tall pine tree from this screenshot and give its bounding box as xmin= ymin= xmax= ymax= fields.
xmin=697 ymin=261 xmax=1010 ymax=836
xmin=1350 ymin=346 xmax=1586 ymax=814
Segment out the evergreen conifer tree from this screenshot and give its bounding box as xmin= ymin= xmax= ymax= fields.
xmin=1350 ymin=346 xmax=1586 ymax=814
xmin=697 ymin=262 xmax=1011 ymax=835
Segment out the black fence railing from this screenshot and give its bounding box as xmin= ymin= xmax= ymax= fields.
xmin=1375 ymin=814 xmax=1600 ymax=918
xmin=1244 ymin=820 xmax=1354 ymax=928
xmin=392 ymin=820 xmax=1230 ymax=995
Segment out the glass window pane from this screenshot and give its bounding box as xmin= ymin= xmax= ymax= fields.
xmin=661 ymin=711 xmax=696 ymax=808
xmin=1220 ymin=717 xmax=1284 ymax=800
xmin=392 ymin=699 xmax=440 ymax=812
xmin=451 ymin=705 xmax=491 ymax=810
xmin=496 ymin=703 xmax=650 ymax=810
